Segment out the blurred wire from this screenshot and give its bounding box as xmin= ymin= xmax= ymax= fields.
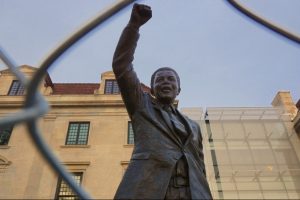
xmin=6 ymin=0 xmax=298 ymax=199
xmin=0 ymin=47 xmax=49 ymax=128
xmin=227 ymin=0 xmax=300 ymax=45
xmin=0 ymin=48 xmax=27 ymax=84
xmin=0 ymin=0 xmax=136 ymax=199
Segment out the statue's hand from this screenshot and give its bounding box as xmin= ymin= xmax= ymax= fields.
xmin=129 ymin=3 xmax=152 ymax=28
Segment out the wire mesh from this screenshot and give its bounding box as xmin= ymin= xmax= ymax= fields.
xmin=226 ymin=0 xmax=300 ymax=45
xmin=0 ymin=0 xmax=135 ymax=199
xmin=0 ymin=0 xmax=299 ymax=199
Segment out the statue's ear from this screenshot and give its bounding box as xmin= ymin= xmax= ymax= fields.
xmin=177 ymin=88 xmax=181 ymax=95
xmin=150 ymin=88 xmax=154 ymax=96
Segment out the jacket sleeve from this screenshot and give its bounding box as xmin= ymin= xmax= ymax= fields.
xmin=112 ymin=25 xmax=144 ymax=118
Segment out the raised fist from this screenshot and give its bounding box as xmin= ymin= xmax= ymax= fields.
xmin=129 ymin=3 xmax=152 ymax=28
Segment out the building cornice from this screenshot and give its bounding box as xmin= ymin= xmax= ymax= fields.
xmin=0 ymin=95 xmax=125 ymax=108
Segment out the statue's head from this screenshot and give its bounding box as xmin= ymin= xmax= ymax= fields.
xmin=150 ymin=67 xmax=181 ymax=105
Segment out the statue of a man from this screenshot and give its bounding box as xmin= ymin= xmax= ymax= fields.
xmin=112 ymin=3 xmax=212 ymax=199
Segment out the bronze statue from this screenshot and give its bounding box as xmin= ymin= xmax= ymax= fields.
xmin=112 ymin=3 xmax=212 ymax=199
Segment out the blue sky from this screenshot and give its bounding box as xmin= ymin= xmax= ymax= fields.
xmin=1 ymin=0 xmax=299 ymax=108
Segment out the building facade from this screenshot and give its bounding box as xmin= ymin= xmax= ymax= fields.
xmin=0 ymin=66 xmax=139 ymax=199
xmin=0 ymin=66 xmax=300 ymax=199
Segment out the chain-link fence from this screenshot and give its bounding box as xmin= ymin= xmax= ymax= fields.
xmin=0 ymin=0 xmax=298 ymax=199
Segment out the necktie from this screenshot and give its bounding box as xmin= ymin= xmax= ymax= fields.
xmin=163 ymin=106 xmax=188 ymax=142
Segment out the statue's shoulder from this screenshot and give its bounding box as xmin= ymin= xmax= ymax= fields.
xmin=180 ymin=112 xmax=195 ymax=123
xmin=180 ymin=113 xmax=201 ymax=132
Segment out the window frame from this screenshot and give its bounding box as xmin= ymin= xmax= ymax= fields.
xmin=104 ymin=79 xmax=120 ymax=94
xmin=0 ymin=126 xmax=13 ymax=145
xmin=8 ymin=80 xmax=25 ymax=96
xmin=127 ymin=121 xmax=134 ymax=145
xmin=65 ymin=122 xmax=90 ymax=145
xmin=55 ymin=172 xmax=83 ymax=200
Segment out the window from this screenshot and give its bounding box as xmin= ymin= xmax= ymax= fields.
xmin=8 ymin=80 xmax=25 ymax=95
xmin=104 ymin=79 xmax=120 ymax=94
xmin=128 ymin=121 xmax=134 ymax=144
xmin=65 ymin=122 xmax=90 ymax=145
xmin=0 ymin=126 xmax=13 ymax=145
xmin=55 ymin=172 xmax=82 ymax=200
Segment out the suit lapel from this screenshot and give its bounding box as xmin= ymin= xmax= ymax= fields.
xmin=157 ymin=107 xmax=183 ymax=144
xmin=175 ymin=108 xmax=194 ymax=146
xmin=141 ymin=110 xmax=182 ymax=147
xmin=159 ymin=109 xmax=175 ymax=135
xmin=146 ymin=100 xmax=182 ymax=147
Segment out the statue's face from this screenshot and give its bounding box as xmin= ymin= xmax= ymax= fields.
xmin=152 ymin=70 xmax=180 ymax=104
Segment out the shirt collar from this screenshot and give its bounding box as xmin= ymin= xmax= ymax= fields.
xmin=151 ymin=97 xmax=176 ymax=114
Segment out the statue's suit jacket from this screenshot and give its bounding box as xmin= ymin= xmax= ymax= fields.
xmin=112 ymin=25 xmax=212 ymax=200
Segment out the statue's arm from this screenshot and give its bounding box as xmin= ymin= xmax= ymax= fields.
xmin=112 ymin=4 xmax=152 ymax=117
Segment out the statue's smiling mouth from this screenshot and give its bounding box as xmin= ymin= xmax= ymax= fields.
xmin=161 ymin=86 xmax=172 ymax=93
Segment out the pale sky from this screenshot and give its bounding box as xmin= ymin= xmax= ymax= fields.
xmin=1 ymin=0 xmax=299 ymax=108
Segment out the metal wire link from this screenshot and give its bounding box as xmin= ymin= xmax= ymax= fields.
xmin=227 ymin=0 xmax=300 ymax=45
xmin=0 ymin=1 xmax=135 ymax=199
xmin=0 ymin=1 xmax=298 ymax=199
